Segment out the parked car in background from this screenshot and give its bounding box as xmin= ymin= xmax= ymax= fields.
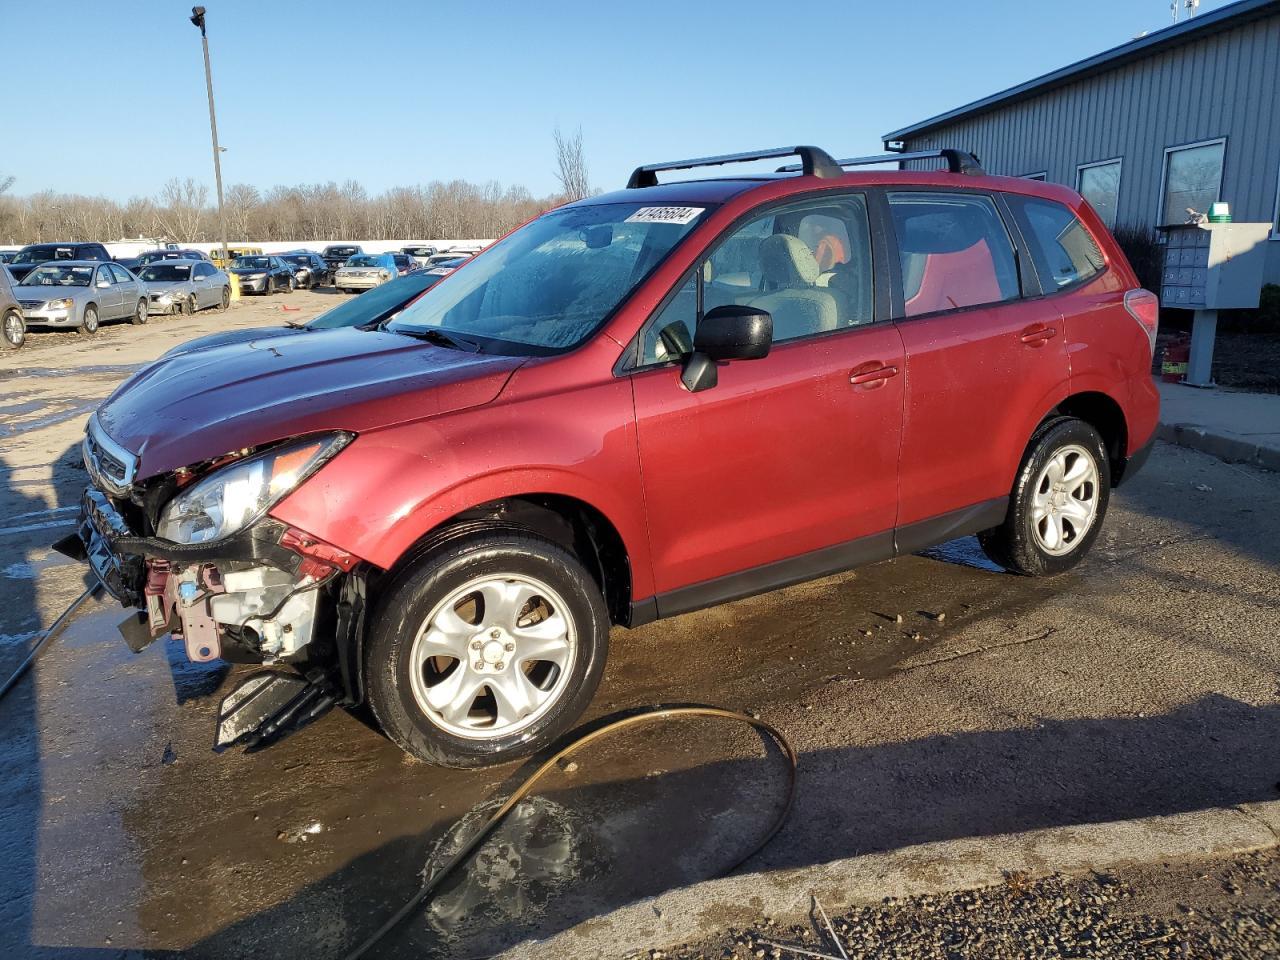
xmin=424 ymin=251 xmax=468 ymax=268
xmin=424 ymin=255 xmax=471 ymax=277
xmin=334 ymin=252 xmax=396 ymax=293
xmin=389 ymin=252 xmax=417 ymax=276
xmin=278 ymin=251 xmax=330 ymax=288
xmin=160 ymin=269 xmax=450 ymax=358
xmin=120 ymin=248 xmax=211 ymax=272
xmin=228 ymin=255 xmax=296 ymax=295
xmin=210 ymin=245 xmax=264 ymax=270
xmin=401 ymin=244 xmax=437 ymax=268
xmin=0 ymin=250 xmax=21 ymax=264
xmin=322 ymin=244 xmax=363 ymax=275
xmin=1 ymin=264 xmax=27 ymax=349
xmin=140 ymin=260 xmax=231 ymax=315
xmin=9 ymin=242 xmax=113 ymax=282
xmin=16 ymin=260 xmax=147 ymax=333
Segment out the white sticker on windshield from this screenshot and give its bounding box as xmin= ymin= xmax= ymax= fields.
xmin=625 ymin=206 xmax=705 ymax=225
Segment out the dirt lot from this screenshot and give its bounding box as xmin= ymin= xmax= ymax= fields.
xmin=1 ymin=300 xmax=1279 ymax=958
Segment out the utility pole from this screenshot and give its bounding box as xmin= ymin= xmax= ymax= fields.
xmin=190 ymin=6 xmax=228 ymax=267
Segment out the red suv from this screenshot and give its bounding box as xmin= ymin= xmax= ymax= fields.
xmin=66 ymin=146 xmax=1159 ymax=767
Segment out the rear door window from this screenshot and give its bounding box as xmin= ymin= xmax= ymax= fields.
xmin=886 ymin=192 xmax=1020 ymax=318
xmin=1005 ymin=194 xmax=1105 ymax=292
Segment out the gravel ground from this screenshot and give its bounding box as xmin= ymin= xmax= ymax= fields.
xmin=652 ymin=850 xmax=1280 ymax=960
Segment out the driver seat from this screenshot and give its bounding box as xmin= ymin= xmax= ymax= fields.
xmin=749 ymin=235 xmax=846 ymax=341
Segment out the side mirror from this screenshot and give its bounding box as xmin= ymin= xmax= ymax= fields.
xmin=681 ymin=304 xmax=773 ymax=393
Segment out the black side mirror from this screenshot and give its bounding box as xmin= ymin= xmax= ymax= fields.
xmin=681 ymin=304 xmax=772 ymax=393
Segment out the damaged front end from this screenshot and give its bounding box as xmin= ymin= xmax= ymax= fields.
xmin=59 ymin=416 xmax=368 ymax=750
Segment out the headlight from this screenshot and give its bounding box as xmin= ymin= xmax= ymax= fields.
xmin=247 ymin=272 xmax=266 ymax=280
xmin=156 ymin=433 xmax=351 ymax=545
xmin=46 ymin=298 xmax=74 ymax=310
xmin=380 ymin=270 xmax=391 ymax=279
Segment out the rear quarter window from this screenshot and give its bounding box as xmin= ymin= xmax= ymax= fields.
xmin=1006 ymin=194 xmax=1105 ymax=292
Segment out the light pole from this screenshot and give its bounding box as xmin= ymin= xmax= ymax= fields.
xmin=190 ymin=6 xmax=228 ymax=267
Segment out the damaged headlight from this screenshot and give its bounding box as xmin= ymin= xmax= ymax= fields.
xmin=156 ymin=433 xmax=351 ymax=545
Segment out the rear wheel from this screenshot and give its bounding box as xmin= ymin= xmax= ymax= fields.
xmin=365 ymin=532 xmax=610 ymax=767
xmin=979 ymin=417 xmax=1110 ymax=576
xmin=131 ymin=299 xmax=148 ymax=325
xmin=79 ymin=305 xmax=99 ymax=336
xmin=2 ymin=309 xmax=24 ymax=349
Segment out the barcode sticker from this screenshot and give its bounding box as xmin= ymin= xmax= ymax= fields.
xmin=625 ymin=206 xmax=705 ymax=225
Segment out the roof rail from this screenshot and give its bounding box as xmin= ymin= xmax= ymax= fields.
xmin=776 ymin=149 xmax=985 ymax=176
xmin=627 ymin=145 xmax=843 ymax=189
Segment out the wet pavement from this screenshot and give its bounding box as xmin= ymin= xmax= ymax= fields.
xmin=2 ymin=303 xmax=1279 ymax=958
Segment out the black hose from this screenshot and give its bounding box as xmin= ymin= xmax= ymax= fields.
xmin=0 ymin=584 xmax=101 ymax=703
xmin=342 ymin=705 xmax=798 ymax=960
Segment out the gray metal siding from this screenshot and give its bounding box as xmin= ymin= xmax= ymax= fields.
xmin=899 ymin=13 xmax=1280 ymax=282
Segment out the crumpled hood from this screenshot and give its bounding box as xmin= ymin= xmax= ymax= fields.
xmin=97 ymin=328 xmax=525 ymax=480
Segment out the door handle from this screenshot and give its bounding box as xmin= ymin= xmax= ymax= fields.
xmin=1019 ymin=324 xmax=1058 ymax=346
xmin=849 ymin=363 xmax=900 ymax=387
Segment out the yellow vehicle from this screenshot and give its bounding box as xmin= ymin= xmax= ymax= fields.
xmin=209 ymin=245 xmax=263 ymax=270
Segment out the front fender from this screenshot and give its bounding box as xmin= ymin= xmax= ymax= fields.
xmin=269 ymin=375 xmax=655 ymax=598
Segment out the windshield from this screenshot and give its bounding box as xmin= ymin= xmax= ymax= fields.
xmin=139 ymin=251 xmax=182 ymax=264
xmin=21 ymin=264 xmax=94 ymax=286
xmin=403 ymin=247 xmax=433 ymax=256
xmin=233 ymin=257 xmax=271 ymax=269
xmin=388 ymin=202 xmax=707 ymax=353
xmin=307 ymin=272 xmax=443 ymax=330
xmin=345 ymin=255 xmax=382 ymax=267
xmin=140 ymin=264 xmax=192 ymax=281
xmin=325 ymin=246 xmax=359 ymax=257
xmin=281 ymin=255 xmax=310 ymax=266
xmin=14 ymin=246 xmax=76 ymax=264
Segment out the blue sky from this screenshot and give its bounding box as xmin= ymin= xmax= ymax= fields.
xmin=2 ymin=0 xmax=1233 ymax=200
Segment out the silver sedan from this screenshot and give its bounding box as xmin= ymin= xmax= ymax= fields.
xmin=138 ymin=259 xmax=231 ymax=315
xmin=14 ymin=261 xmax=148 ymax=334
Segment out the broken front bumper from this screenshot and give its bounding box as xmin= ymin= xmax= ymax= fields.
xmin=67 ymin=487 xmax=354 ymax=666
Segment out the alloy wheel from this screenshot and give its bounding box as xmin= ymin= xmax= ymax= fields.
xmin=3 ymin=311 xmax=23 ymax=348
xmin=408 ymin=574 xmax=578 ymax=739
xmin=1029 ymin=443 xmax=1099 ymax=556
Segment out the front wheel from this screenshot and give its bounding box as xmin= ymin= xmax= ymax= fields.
xmin=79 ymin=305 xmax=99 ymax=336
xmin=287 ymin=275 xmax=296 ymax=293
xmin=979 ymin=417 xmax=1110 ymax=577
xmin=219 ymin=286 xmax=231 ymax=311
xmin=2 ymin=309 xmax=25 ymax=349
xmin=364 ymin=532 xmax=610 ymax=768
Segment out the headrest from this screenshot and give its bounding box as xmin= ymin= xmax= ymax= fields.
xmin=760 ymin=234 xmax=820 ymax=286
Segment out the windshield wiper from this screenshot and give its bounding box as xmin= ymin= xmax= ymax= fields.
xmin=394 ymin=327 xmax=483 ymax=352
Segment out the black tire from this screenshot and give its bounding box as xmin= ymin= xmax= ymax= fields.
xmin=131 ymin=298 xmax=148 ymax=325
xmin=79 ymin=305 xmax=99 ymax=336
xmin=364 ymin=532 xmax=610 ymax=768
xmin=287 ymin=275 xmax=296 ymax=293
xmin=219 ymin=286 xmax=231 ymax=311
xmin=2 ymin=309 xmax=25 ymax=349
xmin=978 ymin=417 xmax=1111 ymax=577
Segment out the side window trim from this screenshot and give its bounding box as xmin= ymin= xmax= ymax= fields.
xmin=618 ymin=188 xmax=886 ymax=374
xmin=879 ymin=186 xmax=1033 ymax=323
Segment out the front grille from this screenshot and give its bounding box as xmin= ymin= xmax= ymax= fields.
xmin=18 ymin=299 xmax=42 ymax=310
xmin=83 ymin=417 xmax=138 ymax=497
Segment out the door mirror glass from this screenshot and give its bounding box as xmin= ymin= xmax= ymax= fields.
xmin=695 ymin=304 xmax=773 ymax=361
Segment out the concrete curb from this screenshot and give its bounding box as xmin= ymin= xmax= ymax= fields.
xmin=1157 ymin=422 xmax=1280 ymax=472
xmin=498 ymin=800 xmax=1280 ymax=959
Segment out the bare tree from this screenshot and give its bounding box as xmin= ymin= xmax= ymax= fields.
xmin=153 ymin=177 xmax=209 ymax=241
xmin=553 ymin=125 xmax=590 ymax=202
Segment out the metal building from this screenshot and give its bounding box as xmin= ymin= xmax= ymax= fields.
xmin=883 ymin=0 xmax=1280 ymax=284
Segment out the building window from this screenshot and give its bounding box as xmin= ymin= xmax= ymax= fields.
xmin=1021 ymin=172 xmax=1048 ymax=181
xmin=1272 ymin=162 xmax=1280 ymax=239
xmin=1160 ymin=138 xmax=1226 ymax=226
xmin=1076 ymin=159 xmax=1122 ymax=229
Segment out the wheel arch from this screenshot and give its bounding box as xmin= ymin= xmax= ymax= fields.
xmin=1042 ymin=390 xmax=1129 ymax=485
xmin=380 ymin=492 xmax=636 ymax=628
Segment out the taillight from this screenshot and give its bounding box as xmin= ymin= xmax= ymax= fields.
xmin=1124 ymin=288 xmax=1159 ymax=354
